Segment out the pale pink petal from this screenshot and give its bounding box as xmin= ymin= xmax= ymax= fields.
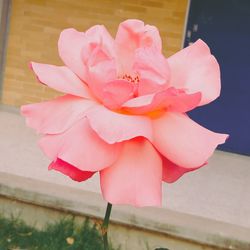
xmin=86 ymin=105 xmax=153 ymax=144
xmin=168 ymin=39 xmax=220 ymax=105
xmin=49 ymin=158 xmax=95 ymax=182
xmin=81 ymin=25 xmax=117 ymax=100
xmin=153 ymin=112 xmax=228 ymax=168
xmin=87 ymin=59 xmax=117 ymax=101
xmin=21 ymin=95 xmax=95 ymax=134
xmin=58 ymin=28 xmax=88 ymax=82
xmin=58 ymin=26 xmax=115 ymax=87
xmin=167 ymin=91 xmax=201 ymax=113
xmin=143 ymin=24 xmax=162 ymax=51
xmin=162 ymin=157 xmax=205 ymax=183
xmin=133 ymin=47 xmax=170 ymax=95
xmin=122 ymin=88 xmax=201 ymax=115
xmin=100 ymin=138 xmax=162 ymax=207
xmin=115 ymin=19 xmax=162 ymax=76
xmin=39 ymin=118 xmax=121 ymax=171
xmin=102 ymin=79 xmax=135 ymax=110
xmin=30 ymin=62 xmax=92 ymax=98
xmin=83 ymin=25 xmax=115 ymax=64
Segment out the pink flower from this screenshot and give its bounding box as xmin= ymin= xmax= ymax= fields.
xmin=21 ymin=19 xmax=228 ymax=207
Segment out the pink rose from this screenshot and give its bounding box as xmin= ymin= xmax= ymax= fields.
xmin=21 ymin=19 xmax=228 ymax=207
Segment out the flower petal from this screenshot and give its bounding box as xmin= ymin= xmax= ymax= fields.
xmin=58 ymin=28 xmax=87 ymax=82
xmin=49 ymin=158 xmax=95 ymax=182
xmin=153 ymin=112 xmax=228 ymax=168
xmin=115 ymin=19 xmax=162 ymax=75
xmin=30 ymin=62 xmax=92 ymax=98
xmin=133 ymin=47 xmax=170 ymax=95
xmin=86 ymin=105 xmax=153 ymax=144
xmin=83 ymin=25 xmax=115 ymax=64
xmin=58 ymin=26 xmax=115 ymax=86
xmin=102 ymin=79 xmax=135 ymax=110
xmin=122 ymin=88 xmax=201 ymax=115
xmin=168 ymin=39 xmax=221 ymax=105
xmin=39 ymin=118 xmax=121 ymax=171
xmin=162 ymin=157 xmax=205 ymax=183
xmin=87 ymin=59 xmax=117 ymax=101
xmin=82 ymin=25 xmax=117 ymax=100
xmin=100 ymin=138 xmax=162 ymax=207
xmin=21 ymin=95 xmax=95 ymax=134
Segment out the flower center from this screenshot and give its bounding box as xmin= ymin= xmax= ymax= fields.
xmin=121 ymin=74 xmax=140 ymax=83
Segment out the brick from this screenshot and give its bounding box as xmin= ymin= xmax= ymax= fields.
xmin=140 ymin=0 xmax=164 ymax=8
xmin=2 ymin=0 xmax=188 ymax=107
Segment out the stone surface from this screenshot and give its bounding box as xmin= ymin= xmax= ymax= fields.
xmin=1 ymin=172 xmax=250 ymax=250
xmin=1 ymin=107 xmax=250 ymax=228
xmin=1 ymin=107 xmax=250 ymax=249
xmin=0 ymin=197 xmax=221 ymax=250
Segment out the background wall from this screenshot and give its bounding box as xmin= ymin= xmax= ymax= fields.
xmin=0 ymin=0 xmax=10 ymax=94
xmin=1 ymin=0 xmax=188 ymax=106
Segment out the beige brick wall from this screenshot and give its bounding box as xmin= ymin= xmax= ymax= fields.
xmin=1 ymin=0 xmax=188 ymax=106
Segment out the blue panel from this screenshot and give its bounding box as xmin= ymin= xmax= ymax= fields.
xmin=185 ymin=0 xmax=250 ymax=155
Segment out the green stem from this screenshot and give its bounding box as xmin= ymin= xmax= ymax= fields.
xmin=102 ymin=202 xmax=112 ymax=250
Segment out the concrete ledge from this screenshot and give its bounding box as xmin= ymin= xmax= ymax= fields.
xmin=0 ymin=172 xmax=249 ymax=250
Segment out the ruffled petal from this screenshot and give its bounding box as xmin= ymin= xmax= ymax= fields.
xmin=162 ymin=157 xmax=205 ymax=183
xmin=86 ymin=105 xmax=153 ymax=144
xmin=153 ymin=112 xmax=228 ymax=168
xmin=87 ymin=59 xmax=117 ymax=101
xmin=115 ymin=19 xmax=162 ymax=76
xmin=83 ymin=25 xmax=115 ymax=64
xmin=39 ymin=118 xmax=121 ymax=171
xmin=30 ymin=62 xmax=92 ymax=98
xmin=102 ymin=79 xmax=135 ymax=110
xmin=82 ymin=25 xmax=117 ymax=100
xmin=21 ymin=95 xmax=95 ymax=134
xmin=168 ymin=39 xmax=221 ymax=105
xmin=122 ymin=88 xmax=201 ymax=115
xmin=58 ymin=28 xmax=87 ymax=82
xmin=58 ymin=26 xmax=115 ymax=87
xmin=49 ymin=158 xmax=95 ymax=182
xmin=133 ymin=47 xmax=170 ymax=95
xmin=100 ymin=138 xmax=162 ymax=207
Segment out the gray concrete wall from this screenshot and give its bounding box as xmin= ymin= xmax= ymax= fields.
xmin=1 ymin=107 xmax=250 ymax=228
xmin=1 ymin=197 xmax=221 ymax=250
xmin=0 ymin=0 xmax=4 ymax=18
xmin=1 ymin=171 xmax=250 ymax=250
xmin=1 ymin=107 xmax=250 ymax=250
xmin=0 ymin=0 xmax=10 ymax=93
